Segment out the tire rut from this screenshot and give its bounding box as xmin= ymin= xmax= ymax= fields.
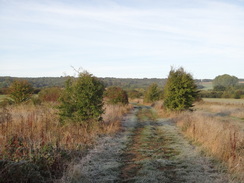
xmin=119 ymin=106 xmax=230 ymax=183
xmin=68 ymin=106 xmax=231 ymax=183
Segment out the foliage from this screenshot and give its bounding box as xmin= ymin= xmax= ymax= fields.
xmin=163 ymin=67 xmax=198 ymax=111
xmin=144 ymin=83 xmax=161 ymax=103
xmin=213 ymin=74 xmax=239 ymax=90
xmin=38 ymin=87 xmax=62 ymax=102
xmin=104 ymin=86 xmax=129 ymax=105
xmin=8 ymin=80 xmax=33 ymax=104
xmin=127 ymin=89 xmax=143 ymax=99
xmin=0 ymin=76 xmax=167 ymax=90
xmin=1 ymin=134 xmax=69 ymax=182
xmin=59 ymin=71 xmax=105 ymax=124
xmin=100 ymin=77 xmax=167 ymax=89
xmin=0 ymin=76 xmax=68 ymax=88
xmin=199 ymin=85 xmax=244 ymax=99
xmin=0 ymin=88 xmax=8 ymax=95
xmin=0 ymin=160 xmax=45 ymax=183
xmin=199 ymin=90 xmax=223 ymax=98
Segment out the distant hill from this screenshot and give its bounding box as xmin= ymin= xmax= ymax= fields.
xmin=0 ymin=76 xmax=167 ymax=90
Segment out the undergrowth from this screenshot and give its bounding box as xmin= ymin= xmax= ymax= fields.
xmin=0 ymin=103 xmax=131 ymax=182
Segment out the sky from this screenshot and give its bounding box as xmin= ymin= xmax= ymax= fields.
xmin=0 ymin=0 xmax=244 ymax=79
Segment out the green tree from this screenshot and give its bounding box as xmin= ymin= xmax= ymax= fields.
xmin=144 ymin=83 xmax=161 ymax=103
xmin=164 ymin=67 xmax=198 ymax=111
xmin=8 ymin=80 xmax=33 ymax=104
xmin=104 ymin=86 xmax=129 ymax=105
xmin=58 ymin=71 xmax=105 ymax=124
xmin=213 ymin=74 xmax=238 ymax=90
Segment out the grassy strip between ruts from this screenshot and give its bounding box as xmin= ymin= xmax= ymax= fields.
xmin=120 ymin=107 xmax=229 ymax=183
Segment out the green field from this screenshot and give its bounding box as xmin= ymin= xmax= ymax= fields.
xmin=200 ymin=82 xmax=213 ymax=90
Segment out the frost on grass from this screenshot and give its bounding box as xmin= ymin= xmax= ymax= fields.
xmin=144 ymin=120 xmax=231 ymax=183
xmin=61 ymin=107 xmax=232 ymax=183
xmin=60 ymin=111 xmax=138 ymax=183
xmin=120 ymin=116 xmax=231 ymax=183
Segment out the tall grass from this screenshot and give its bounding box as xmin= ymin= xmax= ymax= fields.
xmin=196 ymin=101 xmax=244 ymax=119
xmin=203 ymin=98 xmax=244 ymax=105
xmin=176 ymin=111 xmax=244 ymax=181
xmin=0 ymin=103 xmax=131 ymax=182
xmin=101 ymin=104 xmax=132 ymax=134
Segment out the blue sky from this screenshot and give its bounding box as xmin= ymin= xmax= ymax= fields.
xmin=0 ymin=0 xmax=244 ymax=79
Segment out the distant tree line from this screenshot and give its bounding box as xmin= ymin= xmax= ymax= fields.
xmin=1 ymin=74 xmax=244 ymax=100
xmin=0 ymin=76 xmax=167 ymax=94
xmin=0 ymin=76 xmax=68 ymax=89
xmin=199 ymin=74 xmax=244 ymax=99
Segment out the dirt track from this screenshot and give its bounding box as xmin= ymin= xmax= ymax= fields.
xmin=68 ymin=106 xmax=231 ymax=183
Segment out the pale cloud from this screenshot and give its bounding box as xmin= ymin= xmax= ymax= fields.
xmin=0 ymin=0 xmax=244 ymax=78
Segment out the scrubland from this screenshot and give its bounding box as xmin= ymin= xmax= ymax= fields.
xmin=1 ymin=97 xmax=244 ymax=182
xmin=0 ymin=102 xmax=131 ymax=182
xmin=174 ymin=100 xmax=244 ymax=182
xmin=63 ymin=106 xmax=230 ymax=183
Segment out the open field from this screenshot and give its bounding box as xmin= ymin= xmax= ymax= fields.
xmin=202 ymin=98 xmax=244 ymax=105
xmin=200 ymin=82 xmax=213 ymax=90
xmin=1 ymin=98 xmax=244 ymax=182
xmin=175 ymin=100 xmax=244 ymax=181
xmin=199 ymin=81 xmax=244 ymax=91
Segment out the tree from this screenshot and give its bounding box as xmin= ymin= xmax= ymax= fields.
xmin=8 ymin=80 xmax=33 ymax=104
xmin=104 ymin=86 xmax=129 ymax=105
xmin=164 ymin=67 xmax=198 ymax=111
xmin=58 ymin=71 xmax=105 ymax=124
xmin=213 ymin=74 xmax=238 ymax=90
xmin=144 ymin=83 xmax=161 ymax=103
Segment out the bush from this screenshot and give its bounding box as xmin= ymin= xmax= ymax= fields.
xmin=104 ymin=86 xmax=129 ymax=105
xmin=39 ymin=87 xmax=62 ymax=102
xmin=58 ymin=71 xmax=105 ymax=124
xmin=127 ymin=90 xmax=143 ymax=99
xmin=144 ymin=83 xmax=161 ymax=103
xmin=199 ymin=90 xmax=223 ymax=98
xmin=164 ymin=67 xmax=198 ymax=111
xmin=8 ymin=80 xmax=33 ymax=104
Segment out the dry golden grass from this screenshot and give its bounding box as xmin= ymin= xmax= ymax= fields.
xmin=0 ymin=103 xmax=132 ymax=154
xmin=101 ymin=104 xmax=133 ymax=134
xmin=176 ymin=111 xmax=244 ymax=181
xmin=203 ymin=98 xmax=244 ymax=105
xmin=0 ymin=102 xmax=132 ymax=181
xmin=0 ymin=104 xmax=95 ymax=153
xmin=152 ymin=100 xmax=179 ymax=118
xmin=195 ymin=101 xmax=244 ymax=119
xmin=129 ymin=98 xmax=144 ymax=105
